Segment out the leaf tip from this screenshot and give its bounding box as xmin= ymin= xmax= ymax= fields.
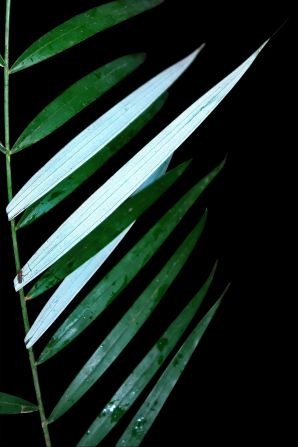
xmin=212 ymin=259 xmax=219 ymax=274
xmin=135 ymin=51 xmax=147 ymax=64
xmin=221 ymin=282 xmax=231 ymax=297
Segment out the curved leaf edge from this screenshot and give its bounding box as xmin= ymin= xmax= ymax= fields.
xmin=27 ymin=160 xmax=191 ymax=299
xmin=16 ymin=93 xmax=169 ymax=230
xmin=11 ymin=52 xmax=146 ymax=153
xmin=116 ymin=283 xmax=231 ymax=446
xmin=76 ymin=261 xmax=218 ymax=445
xmin=36 ymin=155 xmax=225 ymax=363
xmin=10 ymin=0 xmax=164 ymax=73
xmin=48 ymin=216 xmax=205 ymax=422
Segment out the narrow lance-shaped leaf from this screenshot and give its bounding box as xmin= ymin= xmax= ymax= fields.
xmin=49 ymin=219 xmax=204 ymax=422
xmin=7 ymin=47 xmax=201 ymax=221
xmin=0 ymin=53 xmax=5 ymax=67
xmin=37 ymin=212 xmax=206 ymax=361
xmin=0 ymin=141 xmax=5 ymax=154
xmin=38 ymin=157 xmax=224 ymax=363
xmin=10 ymin=0 xmax=163 ymax=73
xmin=27 ymin=161 xmax=190 ymax=298
xmin=77 ymin=263 xmax=217 ymax=446
xmin=116 ymin=286 xmax=230 ymax=447
xmin=0 ymin=392 xmax=38 ymax=414
xmin=25 ymin=157 xmax=171 ymax=348
xmin=25 ymin=224 xmax=134 ymax=349
xmin=17 ymin=93 xmax=168 ymax=229
xmin=11 ymin=40 xmax=266 ymax=292
xmin=12 ymin=53 xmax=146 ymax=152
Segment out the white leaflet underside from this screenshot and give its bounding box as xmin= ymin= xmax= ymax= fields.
xmin=24 ymin=158 xmax=171 ymax=348
xmin=7 ymin=47 xmax=203 ymax=220
xmin=14 ymin=41 xmax=268 ymax=291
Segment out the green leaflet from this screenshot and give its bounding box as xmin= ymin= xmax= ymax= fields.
xmin=10 ymin=0 xmax=163 ymax=73
xmin=49 ymin=218 xmax=205 ymax=422
xmin=77 ymin=263 xmax=217 ymax=446
xmin=116 ymin=286 xmax=230 ymax=447
xmin=38 ymin=157 xmax=225 ymax=364
xmin=38 ymin=210 xmax=206 ymax=363
xmin=27 ymin=161 xmax=190 ymax=299
xmin=0 ymin=141 xmax=5 ymax=154
xmin=0 ymin=53 xmax=4 ymax=67
xmin=12 ymin=53 xmax=146 ymax=153
xmin=17 ymin=94 xmax=168 ymax=229
xmin=0 ymin=392 xmax=38 ymax=414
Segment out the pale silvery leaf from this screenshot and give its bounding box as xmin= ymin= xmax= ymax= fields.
xmin=24 ymin=225 xmax=133 ymax=349
xmin=24 ymin=158 xmax=171 ymax=347
xmin=14 ymin=40 xmax=268 ymax=291
xmin=6 ymin=46 xmax=203 ymax=221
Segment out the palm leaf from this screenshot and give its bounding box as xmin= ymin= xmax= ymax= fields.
xmin=25 ymin=157 xmax=171 ymax=347
xmin=37 ymin=157 xmax=224 ymax=363
xmin=77 ymin=262 xmax=217 ymax=445
xmin=49 ymin=217 xmax=205 ymax=422
xmin=10 ymin=0 xmax=163 ymax=73
xmin=25 ymin=224 xmax=133 ymax=349
xmin=11 ymin=41 xmax=266 ymax=293
xmin=12 ymin=53 xmax=146 ymax=152
xmin=27 ymin=161 xmax=190 ymax=298
xmin=7 ymin=48 xmax=201 ymax=221
xmin=0 ymin=392 xmax=37 ymax=414
xmin=116 ymin=286 xmax=230 ymax=447
xmin=17 ymin=93 xmax=168 ymax=229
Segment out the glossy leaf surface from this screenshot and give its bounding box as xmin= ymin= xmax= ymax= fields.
xmin=38 ymin=157 xmax=224 ymax=363
xmin=25 ymin=225 xmax=133 ymax=349
xmin=27 ymin=161 xmax=190 ymax=299
xmin=12 ymin=53 xmax=146 ymax=152
xmin=26 ymin=157 xmax=170 ymax=347
xmin=7 ymin=48 xmax=200 ymax=222
xmin=10 ymin=0 xmax=163 ymax=73
xmin=49 ymin=218 xmax=204 ymax=422
xmin=116 ymin=288 xmax=229 ymax=446
xmin=17 ymin=94 xmax=168 ymax=229
xmin=11 ymin=41 xmax=265 ymax=291
xmin=0 ymin=392 xmax=37 ymax=414
xmin=77 ymin=263 xmax=217 ymax=445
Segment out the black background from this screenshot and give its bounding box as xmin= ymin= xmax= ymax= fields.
xmin=0 ymin=1 xmax=296 ymax=446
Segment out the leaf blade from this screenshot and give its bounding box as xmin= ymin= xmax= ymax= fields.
xmin=38 ymin=157 xmax=224 ymax=363
xmin=25 ymin=156 xmax=170 ymax=347
xmin=49 ymin=218 xmax=205 ymax=422
xmin=27 ymin=161 xmax=190 ymax=298
xmin=116 ymin=286 xmax=230 ymax=447
xmin=0 ymin=53 xmax=5 ymax=67
xmin=10 ymin=0 xmax=163 ymax=73
xmin=25 ymin=224 xmax=134 ymax=349
xmin=7 ymin=47 xmax=201 ymax=221
xmin=0 ymin=392 xmax=37 ymax=414
xmin=12 ymin=53 xmax=146 ymax=152
xmin=17 ymin=93 xmax=168 ymax=229
xmin=77 ymin=263 xmax=217 ymax=445
xmin=11 ymin=40 xmax=266 ymax=290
